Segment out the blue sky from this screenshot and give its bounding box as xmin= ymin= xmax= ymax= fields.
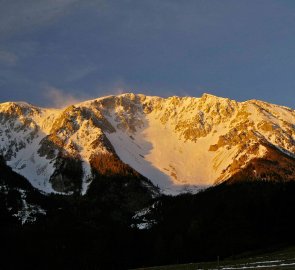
xmin=0 ymin=0 xmax=294 ymax=108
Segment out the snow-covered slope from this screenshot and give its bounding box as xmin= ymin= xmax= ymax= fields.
xmin=0 ymin=93 xmax=295 ymax=195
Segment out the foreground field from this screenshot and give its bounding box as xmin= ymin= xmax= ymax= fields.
xmin=133 ymin=247 xmax=295 ymax=270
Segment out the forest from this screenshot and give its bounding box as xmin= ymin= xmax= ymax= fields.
xmin=1 ymin=156 xmax=295 ymax=270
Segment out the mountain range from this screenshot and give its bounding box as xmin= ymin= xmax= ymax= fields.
xmin=0 ymin=93 xmax=294 ymax=196
xmin=1 ymin=93 xmax=295 ymax=269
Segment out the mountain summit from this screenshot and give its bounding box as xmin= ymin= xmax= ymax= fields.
xmin=0 ymin=93 xmax=294 ymax=194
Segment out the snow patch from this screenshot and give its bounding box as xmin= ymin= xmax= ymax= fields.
xmin=12 ymin=189 xmax=46 ymax=225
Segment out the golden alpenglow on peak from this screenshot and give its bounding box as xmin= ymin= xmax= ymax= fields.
xmin=0 ymin=93 xmax=294 ymax=195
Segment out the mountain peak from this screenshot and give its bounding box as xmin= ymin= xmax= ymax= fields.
xmin=0 ymin=93 xmax=295 ymax=195
xmin=201 ymin=92 xmax=218 ymax=98
xmin=199 ymin=92 xmax=234 ymax=103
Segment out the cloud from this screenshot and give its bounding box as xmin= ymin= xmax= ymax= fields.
xmin=94 ymin=79 xmax=137 ymax=96
xmin=0 ymin=0 xmax=82 ymax=39
xmin=44 ymin=86 xmax=85 ymax=108
xmin=0 ymin=50 xmax=18 ymax=66
xmin=65 ymin=65 xmax=97 ymax=82
xmin=91 ymin=80 xmax=193 ymax=99
xmin=45 ymin=81 xmax=135 ymax=109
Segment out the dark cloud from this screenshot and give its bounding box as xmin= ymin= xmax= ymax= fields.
xmin=0 ymin=0 xmax=294 ymax=108
xmin=0 ymin=50 xmax=18 ymax=66
xmin=0 ymin=0 xmax=82 ymax=39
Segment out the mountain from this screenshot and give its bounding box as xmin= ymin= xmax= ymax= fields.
xmin=1 ymin=93 xmax=295 ymax=269
xmin=0 ymin=93 xmax=294 ymax=195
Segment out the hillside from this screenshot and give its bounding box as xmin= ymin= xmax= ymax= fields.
xmin=0 ymin=93 xmax=294 ymax=194
xmin=2 ymin=180 xmax=295 ymax=269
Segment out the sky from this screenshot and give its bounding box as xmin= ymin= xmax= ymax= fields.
xmin=0 ymin=0 xmax=294 ymax=108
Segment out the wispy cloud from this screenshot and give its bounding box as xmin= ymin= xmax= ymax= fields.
xmin=92 ymin=80 xmax=196 ymax=99
xmin=65 ymin=65 xmax=97 ymax=82
xmin=0 ymin=50 xmax=18 ymax=66
xmin=0 ymin=0 xmax=82 ymax=39
xmin=44 ymin=82 xmax=137 ymax=108
xmin=94 ymin=79 xmax=137 ymax=97
xmin=44 ymin=86 xmax=86 ymax=108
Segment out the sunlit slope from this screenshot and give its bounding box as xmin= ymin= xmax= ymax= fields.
xmin=0 ymin=93 xmax=294 ymax=194
xmin=100 ymin=93 xmax=295 ymax=193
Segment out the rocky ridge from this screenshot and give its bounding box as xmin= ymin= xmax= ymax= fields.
xmin=0 ymin=93 xmax=294 ymax=194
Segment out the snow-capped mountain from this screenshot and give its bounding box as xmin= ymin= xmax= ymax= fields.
xmin=0 ymin=93 xmax=294 ymax=195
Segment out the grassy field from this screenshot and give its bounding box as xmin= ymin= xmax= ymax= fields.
xmin=132 ymin=247 xmax=295 ymax=270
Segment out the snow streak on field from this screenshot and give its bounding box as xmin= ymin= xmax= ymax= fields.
xmin=134 ymin=247 xmax=295 ymax=270
xmin=216 ymin=259 xmax=295 ymax=269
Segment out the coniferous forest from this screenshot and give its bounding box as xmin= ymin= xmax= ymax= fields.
xmin=2 ymin=155 xmax=295 ymax=270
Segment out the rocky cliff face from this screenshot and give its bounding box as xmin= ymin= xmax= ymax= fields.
xmin=0 ymin=93 xmax=294 ymax=194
